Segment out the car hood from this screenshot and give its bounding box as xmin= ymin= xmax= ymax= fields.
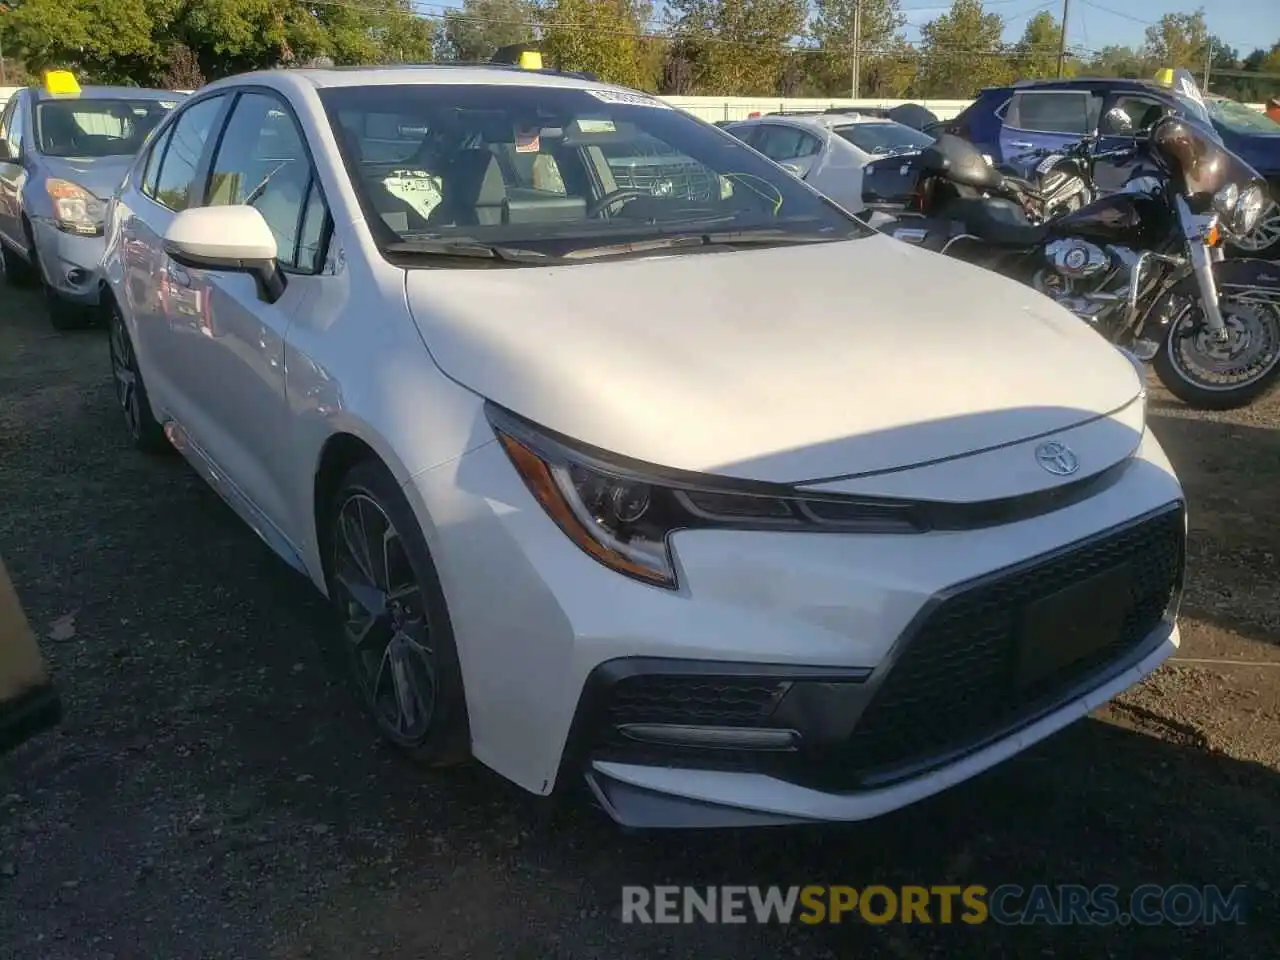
xmin=41 ymin=155 xmax=133 ymax=200
xmin=403 ymin=233 xmax=1143 ymax=483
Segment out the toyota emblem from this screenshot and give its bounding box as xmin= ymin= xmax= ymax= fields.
xmin=1035 ymin=441 xmax=1079 ymax=476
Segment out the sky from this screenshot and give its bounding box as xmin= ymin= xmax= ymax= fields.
xmin=898 ymin=0 xmax=1280 ymax=54
xmin=422 ymin=1 xmax=1280 ymax=58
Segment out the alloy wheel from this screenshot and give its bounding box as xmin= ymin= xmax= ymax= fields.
xmin=1230 ymin=199 xmax=1280 ymax=255
xmin=331 ymin=492 xmax=437 ymax=744
xmin=109 ymin=310 xmax=143 ymax=439
xmin=1166 ymin=294 xmax=1280 ymax=391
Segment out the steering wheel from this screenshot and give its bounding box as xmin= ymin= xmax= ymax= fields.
xmin=586 ymin=188 xmax=649 ymax=218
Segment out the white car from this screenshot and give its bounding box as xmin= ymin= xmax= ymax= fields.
xmin=101 ymin=64 xmax=1185 ymax=829
xmin=722 ymin=113 xmax=936 ymax=215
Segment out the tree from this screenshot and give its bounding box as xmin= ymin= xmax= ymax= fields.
xmin=1141 ymin=9 xmax=1209 ymax=73
xmin=1012 ymin=10 xmax=1061 ymax=80
xmin=666 ymin=0 xmax=808 ymax=96
xmin=536 ymin=0 xmax=658 ymax=90
xmin=436 ymin=0 xmax=535 ymax=62
xmin=861 ymin=37 xmax=918 ymax=97
xmin=808 ymin=0 xmax=905 ymax=96
xmin=1088 ymin=44 xmax=1147 ymax=79
xmin=0 ymin=0 xmax=172 ymax=84
xmin=916 ymin=0 xmax=1010 ymax=98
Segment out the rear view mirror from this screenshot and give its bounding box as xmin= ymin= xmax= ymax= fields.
xmin=0 ymin=137 xmax=14 ymax=161
xmin=162 ymin=205 xmax=285 ymax=303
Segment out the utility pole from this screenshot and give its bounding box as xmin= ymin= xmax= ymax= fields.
xmin=1203 ymin=45 xmax=1212 ymax=91
xmin=851 ymin=0 xmax=862 ymax=99
xmin=1056 ymin=0 xmax=1070 ymax=78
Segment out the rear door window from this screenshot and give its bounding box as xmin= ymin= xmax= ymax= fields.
xmin=753 ymin=124 xmax=822 ymax=161
xmin=1006 ymin=91 xmax=1095 ymax=135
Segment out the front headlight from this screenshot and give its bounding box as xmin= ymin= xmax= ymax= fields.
xmin=1211 ymin=183 xmax=1238 ymax=220
xmin=1232 ymin=184 xmax=1267 ymax=237
xmin=487 ymin=404 xmax=922 ymax=589
xmin=46 ymin=178 xmax=104 ymax=236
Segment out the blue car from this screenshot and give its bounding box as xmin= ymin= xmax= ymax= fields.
xmin=942 ymin=75 xmax=1280 ymax=258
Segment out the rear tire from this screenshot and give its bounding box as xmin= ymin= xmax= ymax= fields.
xmin=324 ymin=459 xmax=471 ymax=767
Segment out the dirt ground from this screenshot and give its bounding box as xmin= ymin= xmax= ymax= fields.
xmin=1 ymin=285 xmax=1277 ymax=960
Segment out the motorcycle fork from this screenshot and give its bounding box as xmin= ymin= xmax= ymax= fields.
xmin=1176 ymin=195 xmax=1228 ymax=337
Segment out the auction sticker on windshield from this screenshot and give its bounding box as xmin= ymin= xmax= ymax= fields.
xmin=586 ymin=90 xmax=671 ymax=109
xmin=381 ymin=169 xmax=444 ymax=220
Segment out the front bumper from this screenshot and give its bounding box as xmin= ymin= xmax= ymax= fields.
xmin=406 ymin=421 xmax=1185 ymax=823
xmin=31 ymin=219 xmax=105 ymax=305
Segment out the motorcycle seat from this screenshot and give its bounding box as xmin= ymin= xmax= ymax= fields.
xmin=947 ymin=196 xmax=1051 ymax=247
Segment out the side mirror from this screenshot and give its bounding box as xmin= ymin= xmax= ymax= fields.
xmin=0 ymin=138 xmax=14 ymax=161
xmin=1104 ymin=107 xmax=1134 ymax=135
xmin=162 ymin=205 xmax=285 ymax=303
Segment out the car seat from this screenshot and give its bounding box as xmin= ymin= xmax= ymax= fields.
xmin=428 ymin=149 xmax=508 ymax=226
xmin=338 ymin=126 xmax=432 ymax=233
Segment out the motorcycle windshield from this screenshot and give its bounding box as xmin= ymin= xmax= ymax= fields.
xmin=1150 ymin=114 xmax=1264 ymax=206
xmin=1166 ymin=67 xmax=1214 ymax=128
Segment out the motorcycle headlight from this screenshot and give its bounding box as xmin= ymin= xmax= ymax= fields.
xmin=1211 ymin=183 xmax=1238 ymax=219
xmin=1232 ymin=184 xmax=1267 ymax=237
xmin=486 ymin=403 xmax=923 ymax=589
xmin=46 ymin=178 xmax=105 ymax=236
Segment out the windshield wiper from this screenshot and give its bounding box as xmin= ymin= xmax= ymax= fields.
xmin=385 ymin=238 xmax=551 ymax=264
xmin=559 ymin=229 xmax=849 ymax=260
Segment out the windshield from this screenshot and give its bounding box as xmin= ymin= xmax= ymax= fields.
xmin=834 ymin=122 xmax=934 ymax=155
xmin=318 ymin=84 xmax=869 ymax=259
xmin=1207 ymin=97 xmax=1280 ymax=135
xmin=36 ymin=98 xmax=176 ymax=158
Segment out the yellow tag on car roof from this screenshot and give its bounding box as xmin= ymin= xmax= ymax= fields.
xmin=1153 ymin=68 xmax=1175 ymax=86
xmin=518 ymin=51 xmax=543 ymax=70
xmin=42 ymin=70 xmax=80 ymax=95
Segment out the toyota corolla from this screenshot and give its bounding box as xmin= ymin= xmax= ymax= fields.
xmin=99 ymin=62 xmax=1185 ymax=828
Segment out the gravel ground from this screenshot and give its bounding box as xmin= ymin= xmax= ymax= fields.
xmin=1 ymin=286 xmax=1278 ymax=959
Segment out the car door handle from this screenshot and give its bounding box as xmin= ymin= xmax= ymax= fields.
xmin=1009 ymin=141 xmax=1034 ymax=148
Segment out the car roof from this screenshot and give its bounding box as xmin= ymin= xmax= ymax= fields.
xmin=30 ymin=85 xmax=184 ymax=103
xmin=735 ymin=113 xmax=900 ymax=131
xmin=201 ymin=63 xmax=625 ymax=94
xmin=985 ymin=76 xmax=1173 ymax=96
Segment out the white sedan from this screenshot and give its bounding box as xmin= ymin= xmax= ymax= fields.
xmin=722 ymin=113 xmax=936 ymax=215
xmin=100 ymin=64 xmax=1185 ymax=829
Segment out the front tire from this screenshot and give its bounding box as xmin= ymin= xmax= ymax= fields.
xmin=324 ymin=460 xmax=470 ymax=766
xmin=107 ymin=299 xmax=168 ymax=452
xmin=1 ymin=239 xmax=37 ymax=287
xmin=45 ymin=284 xmax=88 ymax=331
xmin=1153 ymin=291 xmax=1280 ymax=410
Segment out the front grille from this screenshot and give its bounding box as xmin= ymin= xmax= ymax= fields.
xmin=607 ymin=159 xmax=718 ymax=202
xmin=605 ymin=675 xmax=785 ymax=728
xmin=827 ymin=505 xmax=1184 ymax=785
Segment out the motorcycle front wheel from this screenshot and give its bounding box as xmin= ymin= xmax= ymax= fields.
xmin=1153 ymin=290 xmax=1280 ymax=410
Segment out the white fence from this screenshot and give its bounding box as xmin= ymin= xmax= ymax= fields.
xmin=1 ymin=84 xmax=1265 ymax=123
xmin=661 ymin=96 xmax=975 ymax=122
